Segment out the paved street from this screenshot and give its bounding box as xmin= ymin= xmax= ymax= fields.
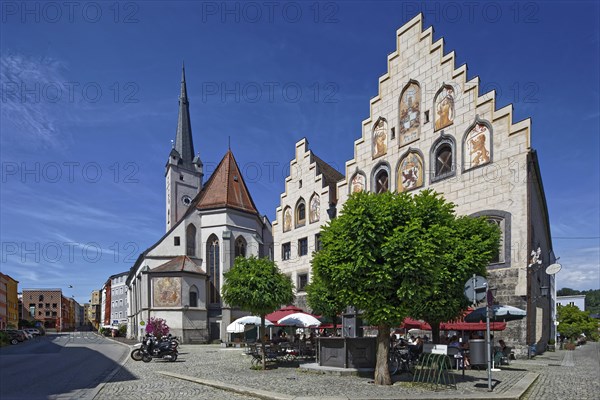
xmin=0 ymin=333 xmax=128 ymax=400
xmin=96 ymin=341 xmax=600 ymax=399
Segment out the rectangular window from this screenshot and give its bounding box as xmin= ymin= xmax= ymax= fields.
xmin=38 ymin=303 xmax=43 ymax=308
xmin=315 ymin=234 xmax=322 ymax=252
xmin=174 ymin=236 xmax=181 ymax=246
xmin=45 ymin=311 xmax=50 ymax=316
xmin=190 ymin=291 xmax=198 ymax=307
xmin=52 ymin=303 xmax=57 ymax=308
xmin=45 ymin=303 xmax=50 ymax=308
xmin=52 ymin=311 xmax=57 ymax=317
xmin=297 ymin=273 xmax=308 ymax=292
xmin=298 ymin=238 xmax=308 ymax=256
xmin=282 ymin=242 xmax=291 ymax=261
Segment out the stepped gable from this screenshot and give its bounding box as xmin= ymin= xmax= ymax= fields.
xmin=195 ymin=150 xmax=258 ymax=214
xmin=363 ymin=13 xmax=530 ymax=139
xmin=152 ymin=256 xmax=204 ymax=273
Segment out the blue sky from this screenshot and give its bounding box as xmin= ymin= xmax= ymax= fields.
xmin=1 ymin=1 xmax=599 ymax=304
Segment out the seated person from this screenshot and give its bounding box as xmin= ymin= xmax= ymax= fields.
xmin=448 ymin=335 xmax=460 ymax=348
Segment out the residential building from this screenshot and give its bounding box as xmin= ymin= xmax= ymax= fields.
xmin=0 ymin=276 xmax=7 ymax=330
xmin=21 ymin=289 xmax=64 ymax=330
xmin=107 ymin=272 xmax=128 ymax=327
xmin=90 ymin=290 xmax=101 ymax=330
xmin=557 ymin=295 xmax=586 ymax=311
xmin=4 ymin=274 xmax=19 ymax=328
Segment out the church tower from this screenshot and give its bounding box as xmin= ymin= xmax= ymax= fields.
xmin=166 ymin=64 xmax=203 ymax=231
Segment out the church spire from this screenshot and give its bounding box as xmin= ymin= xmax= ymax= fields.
xmin=174 ymin=62 xmax=195 ymax=168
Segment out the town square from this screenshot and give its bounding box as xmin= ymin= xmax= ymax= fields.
xmin=1 ymin=1 xmax=599 ymax=399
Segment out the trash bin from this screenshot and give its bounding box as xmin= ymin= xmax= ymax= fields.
xmin=469 ymin=339 xmax=487 ymax=366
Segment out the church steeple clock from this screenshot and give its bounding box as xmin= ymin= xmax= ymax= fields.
xmin=165 ymin=63 xmax=203 ymax=231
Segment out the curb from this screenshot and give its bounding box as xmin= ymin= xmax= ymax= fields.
xmin=86 ymin=334 xmax=132 ymax=400
xmin=157 ymin=370 xmax=539 ymax=400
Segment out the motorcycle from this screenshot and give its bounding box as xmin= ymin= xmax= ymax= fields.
xmin=130 ymin=334 xmax=178 ymax=362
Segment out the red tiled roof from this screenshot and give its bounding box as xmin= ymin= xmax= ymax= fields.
xmin=152 ymin=256 xmax=205 ymax=274
xmin=195 ymin=150 xmax=258 ymax=214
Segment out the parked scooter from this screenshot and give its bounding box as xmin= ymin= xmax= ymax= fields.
xmin=130 ymin=334 xmax=178 ymax=362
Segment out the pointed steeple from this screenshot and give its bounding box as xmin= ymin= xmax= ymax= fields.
xmin=174 ymin=62 xmax=195 ymax=169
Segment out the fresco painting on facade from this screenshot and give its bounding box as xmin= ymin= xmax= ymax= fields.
xmin=309 ymin=194 xmax=320 ymax=223
xmin=372 ymin=118 xmax=388 ymax=159
xmin=283 ymin=207 xmax=292 ymax=232
xmin=153 ymin=277 xmax=181 ymax=307
xmin=465 ymin=121 xmax=492 ymax=170
xmin=351 ymin=173 xmax=365 ymax=193
xmin=397 ymin=152 xmax=424 ymax=192
xmin=434 ymin=85 xmax=455 ymax=131
xmin=399 ymin=82 xmax=421 ymax=147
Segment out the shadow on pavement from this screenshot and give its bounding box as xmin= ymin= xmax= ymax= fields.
xmin=0 ymin=334 xmax=137 ymax=400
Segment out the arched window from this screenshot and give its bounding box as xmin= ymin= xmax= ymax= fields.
xmin=295 ymin=198 xmax=306 ymax=227
xmin=186 ymin=224 xmax=197 ymax=257
xmin=372 ymin=164 xmax=390 ymax=193
xmin=189 ymin=285 xmax=198 ymax=308
xmin=430 ymin=134 xmax=456 ymax=182
xmin=398 ymin=80 xmax=421 ymax=146
xmin=470 ymin=210 xmax=511 ymax=268
xmin=235 ymin=236 xmax=247 ymax=258
xmin=207 ymin=235 xmax=220 ymax=304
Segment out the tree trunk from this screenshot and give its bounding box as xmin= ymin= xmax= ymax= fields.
xmin=260 ymin=315 xmax=267 ymax=370
xmin=431 ymin=321 xmax=441 ymax=344
xmin=332 ymin=314 xmax=337 ymax=336
xmin=374 ymin=324 xmax=392 ymax=385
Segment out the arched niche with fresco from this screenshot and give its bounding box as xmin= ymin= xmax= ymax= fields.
xmin=463 ymin=115 xmax=493 ymax=171
xmin=398 ymin=80 xmax=421 ymax=147
xmin=396 ymin=149 xmax=425 ymax=192
xmin=372 ymin=117 xmax=388 ymax=159
xmin=433 ymin=83 xmax=455 ymax=132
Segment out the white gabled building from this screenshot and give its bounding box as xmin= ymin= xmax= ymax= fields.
xmin=126 ymin=66 xmax=273 ymax=343
xmin=273 ymin=139 xmax=344 ymax=309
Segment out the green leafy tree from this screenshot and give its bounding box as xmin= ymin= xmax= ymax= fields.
xmin=222 ymin=256 xmax=294 ymax=370
xmin=306 ymin=273 xmax=345 ymax=334
xmin=312 ymin=190 xmax=500 ymax=385
xmin=557 ymin=287 xmax=580 ymax=296
xmin=557 ymin=304 xmax=597 ymax=340
xmin=405 ymin=215 xmax=500 ymax=343
xmin=583 ymin=289 xmax=600 ymax=315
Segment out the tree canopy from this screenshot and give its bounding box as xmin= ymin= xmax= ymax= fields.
xmin=311 ymin=190 xmax=500 ymax=385
xmin=557 ymin=304 xmax=598 ymax=340
xmin=222 ymin=256 xmax=294 ymax=369
xmin=306 ymin=272 xmax=346 ymax=333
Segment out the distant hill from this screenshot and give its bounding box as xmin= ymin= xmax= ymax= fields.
xmin=557 ymin=288 xmax=600 ymax=315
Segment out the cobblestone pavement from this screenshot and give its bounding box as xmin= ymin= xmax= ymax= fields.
xmin=96 ymin=341 xmax=599 ymax=399
xmin=520 ymin=341 xmax=600 ymax=400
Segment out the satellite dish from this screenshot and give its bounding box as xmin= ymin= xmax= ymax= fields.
xmin=546 ymin=263 xmax=562 ymax=275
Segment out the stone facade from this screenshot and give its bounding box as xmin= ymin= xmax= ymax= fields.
xmin=274 ymin=14 xmax=554 ymax=356
xmin=273 ymin=139 xmax=344 ymax=306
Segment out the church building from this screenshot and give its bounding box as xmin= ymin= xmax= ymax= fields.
xmin=274 ymin=14 xmax=555 ymax=356
xmin=126 ymin=67 xmax=273 ymax=343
